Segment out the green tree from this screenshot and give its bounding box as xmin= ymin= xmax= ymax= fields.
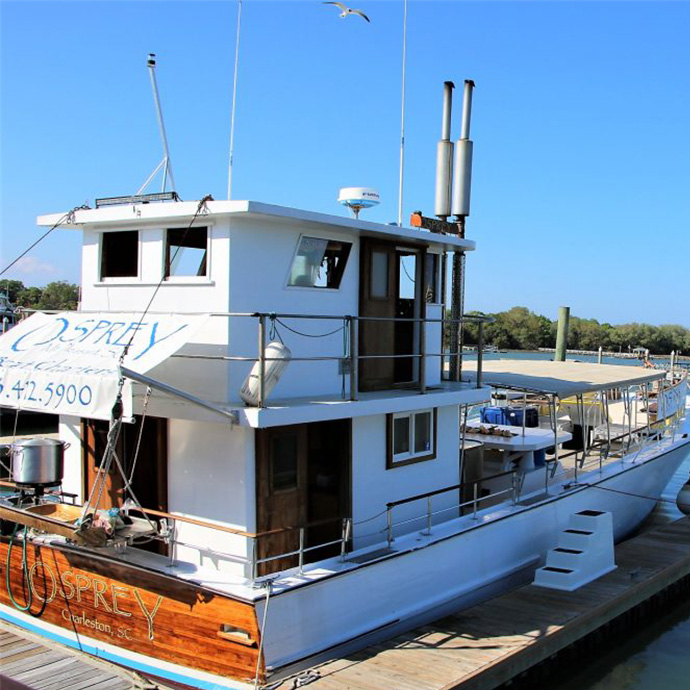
xmin=1 ymin=280 xmax=25 ymax=303
xmin=36 ymin=282 xmax=79 ymax=310
xmin=15 ymin=286 xmax=43 ymax=308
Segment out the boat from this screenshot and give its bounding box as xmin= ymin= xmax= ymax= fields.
xmin=1 ymin=80 xmax=689 ymax=690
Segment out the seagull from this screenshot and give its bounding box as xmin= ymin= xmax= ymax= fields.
xmin=322 ymin=2 xmax=370 ymax=23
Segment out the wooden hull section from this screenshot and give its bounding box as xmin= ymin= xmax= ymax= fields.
xmin=0 ymin=537 xmax=262 ymax=689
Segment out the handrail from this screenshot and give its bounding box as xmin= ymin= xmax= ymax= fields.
xmin=386 ymin=469 xmax=516 ymax=509
xmin=126 ymin=504 xmax=347 ymax=540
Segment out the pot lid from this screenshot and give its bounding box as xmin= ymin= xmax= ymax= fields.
xmin=12 ymin=437 xmax=64 ymax=448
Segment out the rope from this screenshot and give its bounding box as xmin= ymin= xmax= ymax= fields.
xmin=128 ymin=387 xmax=152 ymax=487
xmin=268 ymin=315 xmax=284 ymax=345
xmin=81 ymin=415 xmax=122 ymax=520
xmin=586 ymin=483 xmax=679 ymax=505
xmin=120 ymin=195 xmax=213 ymax=365
xmin=275 ymin=318 xmax=344 ymax=339
xmin=0 ymin=204 xmax=90 ymax=277
xmin=83 ymin=197 xmax=214 ymax=525
xmin=254 ymin=580 xmax=273 ymax=690
xmin=5 ymin=524 xmax=33 ymax=612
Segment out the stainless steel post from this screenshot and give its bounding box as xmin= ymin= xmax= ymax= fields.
xmin=476 ymin=322 xmax=484 ymax=389
xmin=298 ymin=527 xmax=305 ymax=575
xmin=347 ymin=316 xmax=357 ymax=400
xmin=419 ymin=315 xmax=427 ymax=395
xmin=350 ymin=317 xmax=359 ymax=401
xmin=425 ymin=497 xmax=432 ymax=535
xmin=472 ymin=482 xmax=478 ymax=520
xmin=340 ymin=518 xmax=351 ymax=561
xmin=387 ymin=508 xmax=394 ymax=545
xmin=258 ymin=314 xmax=266 ymax=408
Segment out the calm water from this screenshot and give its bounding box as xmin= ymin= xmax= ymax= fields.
xmin=474 ymin=350 xmax=690 ymax=689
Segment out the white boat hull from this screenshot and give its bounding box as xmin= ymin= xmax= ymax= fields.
xmin=261 ymin=435 xmax=690 ymax=675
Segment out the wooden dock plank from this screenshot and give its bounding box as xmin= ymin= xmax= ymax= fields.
xmin=0 ymin=622 xmax=158 ymax=689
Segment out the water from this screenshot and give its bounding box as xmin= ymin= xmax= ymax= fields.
xmin=479 ymin=351 xmax=690 ymax=688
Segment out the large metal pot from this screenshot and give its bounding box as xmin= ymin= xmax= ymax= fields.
xmin=11 ymin=438 xmax=67 ymax=488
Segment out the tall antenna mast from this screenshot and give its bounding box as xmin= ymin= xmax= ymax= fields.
xmin=137 ymin=53 xmax=176 ymax=195
xmin=227 ymin=0 xmax=243 ymax=200
xmin=397 ymin=0 xmax=408 ymax=226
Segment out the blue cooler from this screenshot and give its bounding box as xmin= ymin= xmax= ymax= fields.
xmin=480 ymin=406 xmax=514 ymax=425
xmin=480 ymin=406 xmax=539 ymax=428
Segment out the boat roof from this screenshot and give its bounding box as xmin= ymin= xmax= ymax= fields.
xmin=463 ymin=359 xmax=665 ymax=397
xmin=37 ymin=199 xmax=476 ymax=252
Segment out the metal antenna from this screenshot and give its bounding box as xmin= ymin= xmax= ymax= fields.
xmin=227 ymin=0 xmax=243 ymax=200
xmin=137 ymin=53 xmax=176 ymax=195
xmin=397 ymin=0 xmax=408 ymax=227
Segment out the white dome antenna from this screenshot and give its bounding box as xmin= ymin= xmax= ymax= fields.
xmin=338 ymin=187 xmax=380 ymax=219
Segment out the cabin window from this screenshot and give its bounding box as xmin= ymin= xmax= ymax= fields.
xmin=387 ymin=409 xmax=437 ymax=468
xmin=165 ymin=227 xmax=208 ymax=278
xmin=288 ymin=236 xmax=352 ymax=289
xmin=100 ymin=231 xmax=139 ymax=279
xmin=424 ymin=253 xmax=439 ymax=303
xmin=370 ymin=251 xmax=389 ymax=298
xmin=270 ymin=433 xmax=299 ymax=492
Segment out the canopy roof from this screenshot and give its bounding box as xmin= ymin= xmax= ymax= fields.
xmin=464 ymin=359 xmax=665 ymax=397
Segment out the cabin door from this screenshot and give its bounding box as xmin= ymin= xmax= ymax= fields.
xmin=359 ymin=239 xmax=424 ymax=391
xmin=256 ymin=420 xmax=351 ymax=576
xmin=256 ymin=425 xmax=308 ymax=575
xmin=83 ymin=416 xmax=167 ymax=513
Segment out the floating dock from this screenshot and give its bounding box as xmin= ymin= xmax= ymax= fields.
xmin=4 ymin=517 xmax=690 ymax=690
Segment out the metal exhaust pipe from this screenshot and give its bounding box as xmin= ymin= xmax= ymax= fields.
xmin=452 ymin=80 xmax=475 ymax=219
xmin=434 ymin=81 xmax=455 ymax=220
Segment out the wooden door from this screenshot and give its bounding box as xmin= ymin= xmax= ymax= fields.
xmin=359 ymin=239 xmax=398 ymax=391
xmin=256 ymin=425 xmax=308 ymax=575
xmin=83 ymin=417 xmax=167 ymax=513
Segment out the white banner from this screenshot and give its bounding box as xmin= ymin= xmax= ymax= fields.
xmin=0 ymin=312 xmax=207 ymax=420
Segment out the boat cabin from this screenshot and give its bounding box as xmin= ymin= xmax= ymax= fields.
xmin=9 ymin=197 xmax=489 ymax=578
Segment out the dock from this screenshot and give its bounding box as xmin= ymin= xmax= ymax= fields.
xmin=4 ymin=517 xmax=690 ymax=690
xmin=0 ymin=620 xmax=163 ymax=690
xmin=275 ymin=516 xmax=690 ymax=690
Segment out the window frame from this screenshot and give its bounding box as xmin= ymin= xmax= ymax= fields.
xmin=286 ymin=234 xmax=353 ymax=291
xmin=164 ymin=226 xmax=210 ymax=281
xmin=386 ymin=408 xmax=437 ymax=469
xmin=99 ymin=229 xmax=141 ymax=282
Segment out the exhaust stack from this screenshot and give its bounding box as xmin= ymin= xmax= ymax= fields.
xmin=434 ymin=81 xmax=455 ymax=220
xmin=451 ymin=80 xmax=475 ymax=220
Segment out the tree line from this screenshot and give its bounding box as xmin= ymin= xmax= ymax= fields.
xmin=2 ymin=280 xmax=79 ymax=312
xmin=460 ymin=306 xmax=690 ymax=355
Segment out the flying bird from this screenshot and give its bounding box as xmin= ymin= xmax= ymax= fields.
xmin=322 ymin=2 xmax=370 ymax=23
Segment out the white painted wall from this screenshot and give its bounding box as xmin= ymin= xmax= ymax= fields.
xmin=351 ymin=405 xmax=460 ymax=549
xmin=59 ymin=415 xmax=83 ymax=501
xmin=167 ymin=419 xmax=255 ymax=577
xmin=227 ymin=217 xmax=359 ymax=402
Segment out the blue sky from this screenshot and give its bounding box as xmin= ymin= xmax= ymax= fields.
xmin=1 ymin=0 xmax=689 ymax=326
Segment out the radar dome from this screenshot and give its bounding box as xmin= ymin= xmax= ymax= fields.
xmin=338 ymin=187 xmax=380 ymax=219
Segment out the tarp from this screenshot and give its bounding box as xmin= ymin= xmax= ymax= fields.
xmin=0 ymin=312 xmax=207 ymax=420
xmin=463 ymin=359 xmax=665 ymax=397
